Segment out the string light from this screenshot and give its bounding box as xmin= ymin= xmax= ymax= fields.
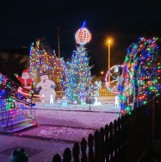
xmin=29 ymin=39 xmax=65 ymax=95
xmin=119 ymin=37 xmax=160 ymax=114
xmin=0 ymin=72 xmax=38 ymax=127
xmin=75 ymin=23 xmax=92 ymax=46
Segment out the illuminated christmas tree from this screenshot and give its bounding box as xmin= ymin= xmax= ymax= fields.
xmin=29 ymin=41 xmax=40 ymax=85
xmin=0 ymin=72 xmax=27 ymax=109
xmin=0 ymin=73 xmax=13 ymax=109
xmin=29 ymin=38 xmax=65 ymax=91
xmin=65 ymin=23 xmax=93 ymax=103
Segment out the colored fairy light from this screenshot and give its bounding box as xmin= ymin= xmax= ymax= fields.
xmin=64 ymin=44 xmax=92 ymax=103
xmin=121 ymin=37 xmax=160 ymax=113
xmin=75 ymin=24 xmax=92 ymax=46
xmin=0 ymin=72 xmax=38 ymax=130
xmin=29 ymin=39 xmax=66 ymax=95
xmin=105 ymin=37 xmax=160 ymax=114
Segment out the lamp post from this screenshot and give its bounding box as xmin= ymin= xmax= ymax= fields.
xmin=106 ymin=39 xmax=112 ymax=82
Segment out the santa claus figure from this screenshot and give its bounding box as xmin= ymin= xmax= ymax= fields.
xmin=15 ymin=70 xmax=33 ymax=93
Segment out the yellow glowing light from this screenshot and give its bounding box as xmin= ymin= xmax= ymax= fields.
xmin=100 ymin=71 xmax=104 ymax=75
xmin=105 ymin=38 xmax=113 ymax=46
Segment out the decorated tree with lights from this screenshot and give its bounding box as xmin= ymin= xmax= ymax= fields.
xmin=64 ymin=23 xmax=93 ymax=103
xmin=0 ymin=73 xmax=14 ymax=109
xmin=29 ymin=41 xmax=40 ymax=85
xmin=29 ymin=38 xmax=65 ymax=92
xmin=0 ymin=72 xmax=28 ymax=109
xmin=119 ymin=37 xmax=161 ymax=114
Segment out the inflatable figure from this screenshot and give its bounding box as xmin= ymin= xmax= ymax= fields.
xmin=36 ymin=74 xmax=56 ymax=103
xmin=15 ymin=70 xmax=33 ymax=90
xmin=15 ymin=69 xmax=33 ymax=95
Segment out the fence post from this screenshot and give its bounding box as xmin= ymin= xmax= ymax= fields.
xmin=81 ymin=138 xmax=87 ymax=162
xmin=63 ymin=148 xmax=72 ymax=162
xmin=116 ymin=119 xmax=121 ymax=162
xmin=120 ymin=115 xmax=126 ymax=162
xmin=105 ymin=124 xmax=109 ymax=162
xmin=52 ymin=154 xmax=61 ymax=162
xmin=109 ymin=122 xmax=114 ymax=161
xmin=88 ymin=134 xmax=94 ymax=162
xmin=114 ymin=120 xmax=119 ymax=162
xmin=100 ymin=127 xmax=105 ymax=162
xmin=72 ymin=142 xmax=80 ymax=162
xmin=123 ymin=115 xmax=128 ymax=162
xmin=94 ymin=130 xmax=100 ymax=162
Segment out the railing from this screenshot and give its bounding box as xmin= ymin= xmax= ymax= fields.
xmin=0 ymin=73 xmax=38 ymax=133
xmin=0 ymin=98 xmax=37 ymax=133
xmin=16 ymin=98 xmax=37 ymax=124
xmin=52 ymin=97 xmax=161 ymax=162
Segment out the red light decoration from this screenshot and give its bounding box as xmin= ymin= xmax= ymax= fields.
xmin=75 ymin=27 xmax=92 ymax=45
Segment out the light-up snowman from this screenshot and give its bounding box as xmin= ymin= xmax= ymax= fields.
xmin=36 ymin=74 xmax=56 ymax=103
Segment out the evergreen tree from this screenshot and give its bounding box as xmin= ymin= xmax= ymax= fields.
xmin=29 ymin=38 xmax=65 ymax=91
xmin=65 ymin=46 xmax=92 ymax=103
xmin=29 ymin=41 xmax=40 ymax=85
xmin=0 ymin=72 xmax=25 ymax=109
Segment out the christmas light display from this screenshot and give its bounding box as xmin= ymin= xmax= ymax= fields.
xmin=29 ymin=39 xmax=65 ymax=92
xmin=36 ymin=74 xmax=56 ymax=103
xmin=105 ymin=65 xmax=132 ymax=94
xmin=92 ymin=81 xmax=102 ymax=97
xmin=0 ymin=72 xmax=37 ymax=133
xmin=63 ymin=24 xmax=93 ymax=103
xmin=104 ymin=37 xmax=161 ymax=114
xmin=119 ymin=37 xmax=160 ymax=114
xmin=15 ymin=69 xmax=33 ymax=96
xmin=0 ymin=73 xmax=14 ymax=110
xmin=75 ymin=22 xmax=92 ymax=46
xmin=64 ymin=46 xmax=93 ymax=103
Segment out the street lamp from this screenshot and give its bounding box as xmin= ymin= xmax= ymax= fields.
xmin=100 ymin=71 xmax=104 ymax=75
xmin=106 ymin=38 xmax=112 ymax=82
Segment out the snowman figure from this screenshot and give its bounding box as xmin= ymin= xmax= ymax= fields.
xmin=36 ymin=74 xmax=56 ymax=103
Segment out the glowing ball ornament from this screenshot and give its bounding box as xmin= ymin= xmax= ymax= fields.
xmin=75 ymin=22 xmax=92 ymax=45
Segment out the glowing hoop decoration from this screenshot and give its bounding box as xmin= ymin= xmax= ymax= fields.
xmin=75 ymin=22 xmax=92 ymax=45
xmin=105 ymin=65 xmax=132 ymax=94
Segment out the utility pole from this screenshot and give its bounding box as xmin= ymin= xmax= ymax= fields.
xmin=57 ymin=27 xmax=60 ymax=58
xmin=57 ymin=27 xmax=61 ymax=97
xmin=108 ymin=41 xmax=111 ymax=82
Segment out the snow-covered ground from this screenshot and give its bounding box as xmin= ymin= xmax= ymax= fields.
xmin=0 ymin=96 xmax=120 ymax=162
xmin=34 ymin=96 xmax=120 ymax=112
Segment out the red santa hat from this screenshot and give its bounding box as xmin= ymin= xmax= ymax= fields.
xmin=22 ymin=69 xmax=29 ymax=74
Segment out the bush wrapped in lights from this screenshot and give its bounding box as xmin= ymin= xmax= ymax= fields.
xmin=119 ymin=37 xmax=161 ymax=114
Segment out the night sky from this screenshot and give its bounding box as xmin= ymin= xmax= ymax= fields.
xmin=1 ymin=0 xmax=161 ymax=75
